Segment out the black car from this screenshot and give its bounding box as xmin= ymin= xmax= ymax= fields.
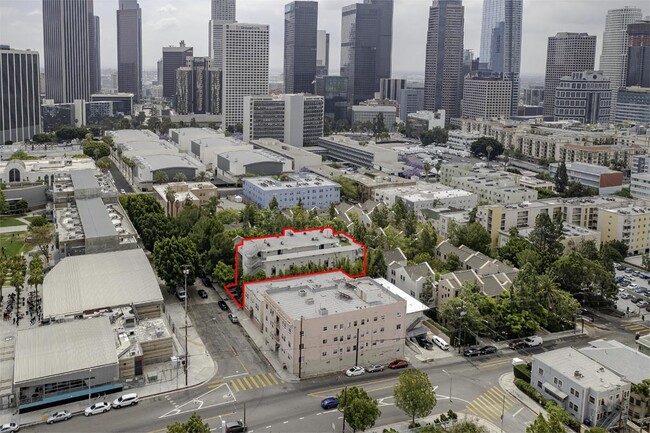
xmin=464 ymin=346 xmax=497 ymax=357
xmin=198 ymin=289 xmax=208 ymax=299
xmin=218 ymin=300 xmax=229 ymax=311
xmin=480 ymin=345 xmax=497 ymax=355
xmin=415 ymin=336 xmax=433 ymax=350
xmin=508 ymin=339 xmax=526 ymax=350
xmin=201 ymin=277 xmax=214 ymax=288
xmin=464 ymin=347 xmax=482 ymax=357
xmin=225 ymin=420 xmax=246 ymax=433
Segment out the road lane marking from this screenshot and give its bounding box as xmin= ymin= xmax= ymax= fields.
xmin=513 ymin=407 xmax=524 ymax=417
xmin=208 ymin=382 xmax=224 ymax=389
xmin=248 ymin=375 xmax=260 ymax=388
xmin=261 ymin=373 xmax=274 ymax=386
xmin=241 ymin=376 xmax=254 ymax=389
xmin=269 ymin=373 xmax=280 ymax=385
xmin=231 ymin=379 xmax=241 ymax=392
xmin=307 ymin=377 xmax=397 ymax=397
xmin=255 ymin=374 xmax=267 ymax=387
xmin=224 ymin=372 xmax=249 ymax=379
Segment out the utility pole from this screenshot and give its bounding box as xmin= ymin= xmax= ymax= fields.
xmin=298 ymin=316 xmax=304 ymax=379
xmin=355 ymin=328 xmax=360 ymax=366
xmin=342 ymin=386 xmax=347 ymax=433
xmin=183 ymin=264 xmax=190 ymax=386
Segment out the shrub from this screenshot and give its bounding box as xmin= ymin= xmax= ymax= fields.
xmin=513 ymin=363 xmax=532 ymax=382
xmin=514 ymin=378 xmax=547 ymax=406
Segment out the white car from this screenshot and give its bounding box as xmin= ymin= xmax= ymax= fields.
xmin=0 ymin=423 xmax=19 ymax=433
xmin=84 ymin=401 xmax=111 ymax=416
xmin=46 ymin=411 xmax=71 ymax=424
xmin=345 ymin=366 xmax=365 ymax=377
xmin=432 ymin=335 xmax=450 ymax=351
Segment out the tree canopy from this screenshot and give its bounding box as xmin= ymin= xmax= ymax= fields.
xmin=470 ymin=137 xmax=504 ymax=160
xmin=166 ymin=412 xmax=210 ymax=433
xmin=394 ymin=369 xmax=437 ymax=425
xmin=336 ymin=386 xmax=381 ymax=433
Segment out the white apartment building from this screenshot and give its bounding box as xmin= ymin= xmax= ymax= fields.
xmin=384 ymin=248 xmax=435 ymax=300
xmin=446 ymin=130 xmax=481 ymax=150
xmin=597 ymin=206 xmax=650 ymax=255
xmin=236 ymin=227 xmax=364 ymax=278
xmin=351 ymin=106 xmax=397 ymax=132
xmin=243 ymin=173 xmax=340 ymax=210
xmin=531 ymin=347 xmax=630 ymax=429
xmin=631 ymin=173 xmax=650 ymax=200
xmin=498 ymin=223 xmax=602 ymax=253
xmin=243 ymin=271 xmax=407 ymax=377
xmin=407 ymin=110 xmax=446 ymax=133
xmin=222 ymin=23 xmax=269 ymax=127
xmin=631 ymin=155 xmax=650 ymax=174
xmin=243 ymin=94 xmax=324 ymax=147
xmin=374 ymin=183 xmax=477 ymax=212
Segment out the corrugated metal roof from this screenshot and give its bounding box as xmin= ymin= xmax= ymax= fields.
xmin=42 ymin=249 xmax=163 ymax=318
xmin=14 ymin=317 xmax=117 ymax=384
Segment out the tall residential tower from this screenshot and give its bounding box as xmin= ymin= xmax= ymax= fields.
xmin=424 ymin=0 xmax=464 ymax=121
xmin=284 ymin=1 xmax=318 ymax=94
xmin=117 ymin=0 xmax=142 ymax=101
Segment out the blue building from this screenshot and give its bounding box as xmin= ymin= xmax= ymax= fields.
xmin=243 ymin=173 xmax=340 ymax=209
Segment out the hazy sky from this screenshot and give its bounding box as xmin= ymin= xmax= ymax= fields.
xmin=0 ymin=0 xmax=647 ymax=76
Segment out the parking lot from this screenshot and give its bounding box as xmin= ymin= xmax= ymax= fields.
xmin=615 ymin=264 xmax=650 ymax=316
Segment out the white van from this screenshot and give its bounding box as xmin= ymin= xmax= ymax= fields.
xmin=112 ymin=393 xmax=139 ymax=408
xmin=524 ymin=336 xmax=543 ymax=347
xmin=176 ymin=287 xmax=186 ymax=301
xmin=432 ymin=335 xmax=450 ymax=351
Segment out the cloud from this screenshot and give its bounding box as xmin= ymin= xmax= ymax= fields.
xmin=150 ymin=17 xmax=180 ymax=31
xmin=27 ymin=9 xmax=41 ymax=16
xmin=157 ymin=4 xmax=177 ymax=14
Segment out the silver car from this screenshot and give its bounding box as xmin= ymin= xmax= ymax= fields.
xmin=46 ymin=411 xmax=71 ymax=424
xmin=366 ymin=364 xmax=384 ymax=373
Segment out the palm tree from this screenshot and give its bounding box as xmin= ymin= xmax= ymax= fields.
xmin=165 ymin=186 xmax=176 ymax=216
xmin=423 ymin=162 xmax=431 ymax=183
xmin=195 ymin=171 xmax=208 ymax=182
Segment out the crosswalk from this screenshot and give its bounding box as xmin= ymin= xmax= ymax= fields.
xmin=465 ymin=386 xmax=518 ymax=424
xmin=622 ymin=322 xmax=650 ymax=334
xmin=209 ymin=373 xmax=285 ymax=393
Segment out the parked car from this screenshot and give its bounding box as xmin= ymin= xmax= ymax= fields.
xmin=638 ymin=301 xmax=649 ymax=308
xmin=225 ymin=420 xmax=247 ymax=433
xmin=46 ymin=411 xmax=71 ymax=424
xmin=464 ymin=347 xmax=483 ymax=357
xmin=432 ymin=336 xmax=450 ymax=351
xmin=201 ymin=277 xmax=214 ymax=288
xmin=112 ymin=393 xmax=139 ymax=408
xmin=321 ymin=397 xmax=338 ymax=410
xmin=388 ymin=359 xmax=409 ymax=369
xmin=346 ymin=366 xmax=365 ymax=377
xmin=120 ymin=189 xmax=126 ymax=194
xmin=198 ymin=289 xmax=208 ymax=299
xmin=84 ymin=401 xmax=111 ymax=416
xmin=508 ymin=339 xmax=526 ymax=350
xmin=228 ymin=313 xmax=239 ymax=324
xmin=415 ymin=336 xmax=433 ymax=350
xmin=367 ymin=364 xmax=384 ymax=373
xmin=176 ymin=287 xmax=187 ymax=301
xmin=524 ymin=336 xmax=543 ymax=347
xmin=645 ymin=304 xmax=650 ymax=312
xmin=511 ymin=357 xmax=526 ymax=366
xmin=0 ymin=423 xmax=19 ymax=432
xmin=218 ymin=300 xmax=229 ymax=311
xmin=481 ymin=346 xmax=498 ymax=355
xmin=464 ymin=346 xmax=498 ymax=357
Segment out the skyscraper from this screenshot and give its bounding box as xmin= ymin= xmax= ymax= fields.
xmin=478 ymin=0 xmax=522 ymax=116
xmin=42 ymin=0 xmax=95 ymax=103
xmin=117 ymin=0 xmax=142 ymax=102
xmin=316 ymin=30 xmax=330 ymax=77
xmin=222 ymin=23 xmax=269 ymax=127
xmin=424 ymin=0 xmax=464 ymax=121
xmin=340 ymin=0 xmax=394 ymax=105
xmin=209 ymin=0 xmax=236 ymax=68
xmin=0 ymin=46 xmax=41 ymax=143
xmin=90 ymin=15 xmax=101 ymax=94
xmin=599 ymin=7 xmax=643 ymax=113
xmin=284 ymin=1 xmax=318 ymax=94
xmin=543 ymin=32 xmax=597 ymax=117
xmin=626 ymin=20 xmax=650 ymax=88
xmin=162 ymin=41 xmax=193 ymax=99
xmin=553 ymin=71 xmax=611 ymax=124
xmin=175 ymin=57 xmax=221 ymax=115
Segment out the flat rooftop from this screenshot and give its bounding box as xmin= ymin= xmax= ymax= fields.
xmin=318 ymin=135 xmax=393 ymax=156
xmin=599 ymin=205 xmax=650 ymax=215
xmin=251 ymin=138 xmax=324 ymax=159
xmin=43 ymin=249 xmax=163 ymax=319
xmin=14 ymin=317 xmax=117 ymax=385
xmin=533 ymin=347 xmax=627 ymax=392
xmin=134 ymin=153 xmax=203 ymax=171
xmin=306 ymin=164 xmax=416 ymax=188
xmin=579 ymin=339 xmax=650 ymax=385
xmin=486 ymin=195 xmax=633 ymax=210
xmin=552 ymin=162 xmax=622 ymax=175
xmin=244 ymin=174 xmax=338 ymax=191
xmin=248 ymin=271 xmax=405 ymax=320
xmin=108 ymin=129 xmax=160 ymax=144
xmin=515 ymin=222 xmax=600 ymax=238
xmin=220 ymin=149 xmax=290 ymax=165
xmin=239 ymin=228 xmax=357 ymax=256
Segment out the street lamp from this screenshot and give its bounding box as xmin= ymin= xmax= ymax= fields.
xmin=182 ymin=265 xmax=190 ymax=386
xmin=442 ymin=369 xmax=452 ymax=404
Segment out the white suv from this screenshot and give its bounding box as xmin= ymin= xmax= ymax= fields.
xmin=112 ymin=393 xmax=139 ymax=408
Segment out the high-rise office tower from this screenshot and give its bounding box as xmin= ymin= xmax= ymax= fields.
xmin=462 ymin=73 xmax=512 ymax=119
xmin=284 ymin=1 xmax=318 ymax=94
xmin=222 ymin=23 xmax=269 ymax=127
xmin=162 ymin=41 xmax=193 ymax=99
xmin=554 ymin=71 xmax=611 ymax=124
xmin=424 ymin=0 xmax=464 ymax=121
xmin=543 ymin=32 xmax=597 ymax=117
xmin=316 ymin=30 xmax=330 ymax=77
xmin=626 ymin=20 xmax=650 ymax=88
xmin=340 ymin=0 xmax=394 ymax=105
xmin=0 ymin=46 xmax=42 ymax=143
xmin=314 ymin=76 xmax=349 ymax=121
xmin=117 ymin=0 xmax=142 ymax=102
xmin=209 ymin=0 xmax=236 ymax=68
xmin=42 ymin=0 xmax=95 ymax=103
xmin=599 ymin=7 xmax=643 ymax=114
xmin=379 ymin=78 xmax=406 ymax=101
xmin=479 ymin=0 xmax=522 ymax=116
xmin=175 ymin=57 xmax=222 ymax=115
xmin=90 ymin=15 xmax=101 ymax=94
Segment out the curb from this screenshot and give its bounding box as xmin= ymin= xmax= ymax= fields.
xmin=498 ymin=373 xmax=544 ymax=417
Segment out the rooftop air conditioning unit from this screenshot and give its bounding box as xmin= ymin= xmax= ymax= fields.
xmin=298 ymin=289 xmax=306 ymax=297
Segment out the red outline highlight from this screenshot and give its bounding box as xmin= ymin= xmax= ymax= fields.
xmin=224 ymin=226 xmax=367 ymax=309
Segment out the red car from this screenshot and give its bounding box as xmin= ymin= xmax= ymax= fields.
xmin=388 ymin=359 xmax=409 ymax=369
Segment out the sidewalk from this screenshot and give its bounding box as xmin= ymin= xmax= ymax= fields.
xmin=499 ymin=372 xmax=546 ymax=418
xmin=0 ymin=300 xmax=217 ymax=428
xmin=368 ymin=412 xmax=504 ymax=433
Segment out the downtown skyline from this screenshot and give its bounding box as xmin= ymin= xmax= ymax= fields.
xmin=1 ymin=0 xmax=648 ymax=76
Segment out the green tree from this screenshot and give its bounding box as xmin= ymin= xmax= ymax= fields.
xmin=367 ymin=249 xmax=387 ymax=278
xmin=446 ymin=253 xmax=462 ymax=272
xmin=28 ymin=215 xmax=48 ymax=227
xmin=213 ymin=262 xmax=235 ymax=287
xmin=527 ymin=212 xmax=564 ymax=264
xmin=152 ymin=236 xmax=200 ymax=288
xmin=32 ymin=133 xmax=55 ymax=143
xmin=269 ymin=196 xmax=279 ymax=211
xmin=372 ymin=113 xmax=388 ymax=138
xmin=470 ymin=137 xmax=504 ymax=161
xmin=173 ymin=172 xmax=188 ymax=182
xmin=0 ymin=189 xmax=8 ymax=215
xmin=601 ymin=239 xmax=628 ymax=259
xmin=166 ymin=412 xmax=211 ymax=433
xmin=404 ymin=210 xmax=418 ymax=238
xmin=394 ymin=369 xmax=437 ymax=426
xmin=370 ymin=204 xmax=390 ymax=229
xmin=586 ymin=428 xmax=609 ymax=433
xmin=15 ymin=199 xmax=28 ymax=214
xmin=195 ymin=171 xmax=208 ymax=182
xmin=82 ymin=141 xmax=111 ymax=160
xmin=553 ymin=161 xmax=569 ymax=194
xmin=392 ymin=198 xmax=408 ymax=226
xmin=642 ymin=253 xmax=650 ymax=271
xmin=419 ymin=127 xmax=448 ymax=146
xmin=96 ymin=156 xmax=112 ymax=173
xmin=419 ymin=276 xmax=435 ymax=305
xmin=27 ymin=255 xmax=44 ymax=298
xmin=497 ymin=235 xmax=533 ymax=268
xmin=26 ymin=223 xmax=55 ymax=265
xmin=138 ymin=213 xmax=173 ymax=251
xmin=153 ymin=171 xmax=169 ymax=184
xmin=447 ymin=422 xmax=488 ymax=433
xmin=448 ymin=222 xmax=492 ymax=256
xmin=334 ymin=176 xmax=360 ymax=201
xmin=337 ymin=387 xmax=381 ymax=433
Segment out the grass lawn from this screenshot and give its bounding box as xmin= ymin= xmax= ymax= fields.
xmin=0 ymin=217 xmax=26 ymax=228
xmin=0 ymin=233 xmax=31 ymax=258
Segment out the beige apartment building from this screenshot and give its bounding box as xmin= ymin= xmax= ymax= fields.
xmin=152 ymin=181 xmax=219 ymax=217
xmin=597 ymin=206 xmax=650 ymax=255
xmin=244 ymin=272 xmax=407 ymax=377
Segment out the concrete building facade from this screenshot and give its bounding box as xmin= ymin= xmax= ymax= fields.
xmin=243 ymin=173 xmax=340 ymax=209
xmin=626 ymin=20 xmax=650 ymax=88
xmin=314 ymin=75 xmax=349 ymax=121
xmin=351 ymin=105 xmax=397 ymax=131
xmin=175 ymin=57 xmax=222 ymax=115
xmin=631 ymin=173 xmax=650 ymax=200
xmin=548 ymin=162 xmax=623 ymax=195
xmin=316 ymin=30 xmax=330 ymax=77
xmin=317 ymin=135 xmax=399 ymax=168
xmin=614 ymin=87 xmax=650 ymax=124
xmin=462 ymin=75 xmax=512 ymax=119
xmin=597 ymin=206 xmax=650 ymax=255
xmin=284 ymin=1 xmax=318 ymax=94
xmin=553 ymin=71 xmax=611 ymax=124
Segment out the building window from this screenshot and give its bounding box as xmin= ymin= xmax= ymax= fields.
xmin=334 ymin=337 xmax=338 ymax=342
xmin=323 ymin=339 xmax=327 ymax=344
xmin=322 ymin=351 xmax=327 ymax=357
xmin=323 ymin=326 xmax=327 ymax=331
xmin=537 ymin=381 xmax=543 ymax=388
xmin=396 ymin=324 xmax=401 ymax=330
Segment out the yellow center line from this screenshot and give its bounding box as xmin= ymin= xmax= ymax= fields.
xmin=147 ymin=412 xmax=236 ymax=433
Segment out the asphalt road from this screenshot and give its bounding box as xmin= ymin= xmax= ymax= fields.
xmin=109 ymin=165 xmax=133 ymax=194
